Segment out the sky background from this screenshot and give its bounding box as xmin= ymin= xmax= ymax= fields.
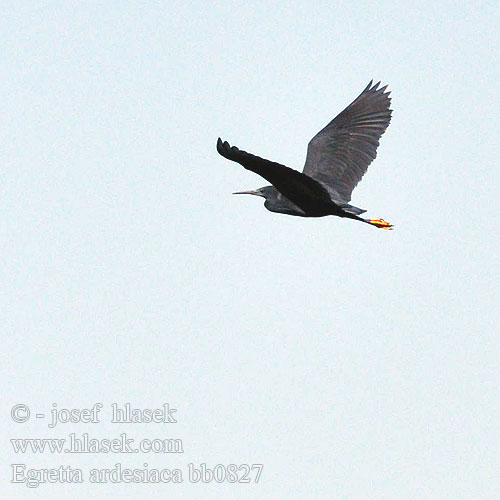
xmin=1 ymin=1 xmax=498 ymax=498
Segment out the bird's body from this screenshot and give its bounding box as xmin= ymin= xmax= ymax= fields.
xmin=217 ymin=81 xmax=393 ymax=229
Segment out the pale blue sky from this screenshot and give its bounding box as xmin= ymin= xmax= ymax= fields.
xmin=2 ymin=1 xmax=499 ymax=499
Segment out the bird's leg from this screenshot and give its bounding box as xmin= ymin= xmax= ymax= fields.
xmin=365 ymin=217 xmax=393 ymax=230
xmin=342 ymin=211 xmax=394 ymax=230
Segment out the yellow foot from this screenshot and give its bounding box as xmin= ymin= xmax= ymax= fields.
xmin=369 ymin=218 xmax=393 ymax=230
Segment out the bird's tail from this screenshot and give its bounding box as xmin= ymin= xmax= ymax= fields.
xmin=339 ymin=203 xmax=367 ymax=215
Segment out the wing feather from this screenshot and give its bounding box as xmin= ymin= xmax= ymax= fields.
xmin=303 ymin=81 xmax=392 ymax=202
xmin=216 ymin=138 xmax=333 ymax=213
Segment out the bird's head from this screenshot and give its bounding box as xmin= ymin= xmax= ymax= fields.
xmin=232 ymin=185 xmax=299 ymax=215
xmin=232 ymin=186 xmax=274 ymax=199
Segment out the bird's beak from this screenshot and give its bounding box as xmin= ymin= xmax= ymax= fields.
xmin=232 ymin=189 xmax=263 ymax=197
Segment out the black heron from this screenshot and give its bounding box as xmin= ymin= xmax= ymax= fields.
xmin=217 ymin=81 xmax=393 ymax=229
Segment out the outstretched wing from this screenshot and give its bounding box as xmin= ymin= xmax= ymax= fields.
xmin=216 ymin=138 xmax=333 ymax=213
xmin=303 ymin=81 xmax=392 ymax=203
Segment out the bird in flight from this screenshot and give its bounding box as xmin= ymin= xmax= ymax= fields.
xmin=217 ymin=81 xmax=393 ymax=229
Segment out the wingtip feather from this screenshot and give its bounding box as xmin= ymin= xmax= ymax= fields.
xmin=216 ymin=137 xmax=231 ymax=156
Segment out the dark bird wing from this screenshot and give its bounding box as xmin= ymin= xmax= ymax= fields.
xmin=303 ymin=81 xmax=392 ymax=203
xmin=216 ymin=138 xmax=333 ymax=213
